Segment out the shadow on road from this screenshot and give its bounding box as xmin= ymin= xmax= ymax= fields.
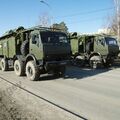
xmin=1 ymin=63 xmax=120 ymax=82
xmin=36 ymin=64 xmax=120 ymax=81
xmin=64 ymin=63 xmax=120 ymax=80
xmin=37 ymin=74 xmax=60 ymax=81
xmin=64 ymin=66 xmax=110 ymax=80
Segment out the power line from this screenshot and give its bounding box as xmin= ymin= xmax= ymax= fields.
xmin=55 ymin=7 xmax=114 ymax=19
xmin=66 ymin=17 xmax=104 ymax=25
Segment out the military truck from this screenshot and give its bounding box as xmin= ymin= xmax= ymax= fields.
xmin=0 ymin=26 xmax=71 ymax=80
xmin=70 ymin=33 xmax=119 ymax=68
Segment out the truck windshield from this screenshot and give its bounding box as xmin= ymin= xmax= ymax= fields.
xmin=40 ymin=32 xmax=68 ymax=43
xmin=105 ymin=37 xmax=117 ymax=45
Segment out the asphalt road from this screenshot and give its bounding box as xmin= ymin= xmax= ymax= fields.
xmin=0 ymin=65 xmax=120 ymax=120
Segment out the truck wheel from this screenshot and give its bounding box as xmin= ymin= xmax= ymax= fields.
xmin=14 ymin=60 xmax=25 ymax=76
xmin=89 ymin=60 xmax=98 ymax=69
xmin=21 ymin=40 xmax=29 ymax=56
xmin=54 ymin=66 xmax=66 ymax=77
xmin=26 ymin=61 xmax=40 ymax=81
xmin=103 ymin=58 xmax=114 ymax=68
xmin=1 ymin=58 xmax=8 ymax=71
xmin=89 ymin=56 xmax=101 ymax=69
xmin=59 ymin=66 xmax=66 ymax=76
xmin=75 ymin=56 xmax=85 ymax=67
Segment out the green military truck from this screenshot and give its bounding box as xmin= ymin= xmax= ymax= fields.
xmin=70 ymin=33 xmax=119 ymax=68
xmin=0 ymin=26 xmax=71 ymax=80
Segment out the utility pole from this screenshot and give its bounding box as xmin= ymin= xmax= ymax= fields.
xmin=40 ymin=0 xmax=53 ymax=26
xmin=114 ymin=0 xmax=120 ymax=41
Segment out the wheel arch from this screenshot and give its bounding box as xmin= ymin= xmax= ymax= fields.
xmin=89 ymin=52 xmax=101 ymax=59
xmin=25 ymin=54 xmax=37 ymax=65
xmin=13 ymin=55 xmax=23 ymax=62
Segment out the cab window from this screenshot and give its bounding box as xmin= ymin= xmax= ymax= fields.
xmin=97 ymin=38 xmax=105 ymax=46
xmin=105 ymin=37 xmax=117 ymax=45
xmin=40 ymin=32 xmax=68 ymax=44
xmin=32 ymin=34 xmax=39 ymax=46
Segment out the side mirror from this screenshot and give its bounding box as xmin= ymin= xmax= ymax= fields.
xmin=32 ymin=35 xmax=38 ymax=44
xmin=101 ymin=40 xmax=105 ymax=46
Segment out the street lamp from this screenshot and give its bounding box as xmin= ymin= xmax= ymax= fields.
xmin=40 ymin=0 xmax=51 ymax=9
xmin=40 ymin=0 xmax=53 ymax=26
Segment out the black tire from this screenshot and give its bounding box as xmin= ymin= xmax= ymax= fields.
xmin=89 ymin=56 xmax=101 ymax=69
xmin=14 ymin=60 xmax=25 ymax=76
xmin=89 ymin=60 xmax=98 ymax=69
xmin=54 ymin=66 xmax=66 ymax=77
xmin=21 ymin=40 xmax=29 ymax=56
xmin=26 ymin=61 xmax=40 ymax=81
xmin=1 ymin=58 xmax=8 ymax=71
xmin=59 ymin=66 xmax=66 ymax=76
xmin=75 ymin=56 xmax=85 ymax=67
xmin=103 ymin=58 xmax=114 ymax=68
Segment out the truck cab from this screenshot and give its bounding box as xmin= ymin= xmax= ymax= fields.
xmin=28 ymin=30 xmax=71 ymax=71
xmin=70 ymin=34 xmax=119 ymax=68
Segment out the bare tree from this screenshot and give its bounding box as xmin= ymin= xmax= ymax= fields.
xmin=109 ymin=0 xmax=120 ymax=37
xmin=110 ymin=14 xmax=119 ymax=35
xmin=38 ymin=12 xmax=51 ymax=27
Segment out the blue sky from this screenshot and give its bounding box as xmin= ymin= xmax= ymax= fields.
xmin=0 ymin=0 xmax=115 ymax=35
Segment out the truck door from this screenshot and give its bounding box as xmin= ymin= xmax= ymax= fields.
xmin=0 ymin=42 xmax=3 ymax=55
xmin=78 ymin=37 xmax=84 ymax=53
xmin=2 ymin=40 xmax=9 ymax=57
xmin=30 ymin=31 xmax=43 ymax=60
xmin=94 ymin=36 xmax=108 ymax=56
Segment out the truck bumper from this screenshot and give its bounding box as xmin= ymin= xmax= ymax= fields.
xmin=45 ymin=60 xmax=69 ymax=70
